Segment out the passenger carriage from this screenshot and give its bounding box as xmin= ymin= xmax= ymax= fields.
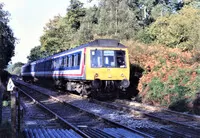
xmin=21 ymin=39 xmax=130 ymax=98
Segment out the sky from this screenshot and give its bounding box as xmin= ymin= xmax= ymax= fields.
xmin=0 ymin=0 xmax=98 ymax=64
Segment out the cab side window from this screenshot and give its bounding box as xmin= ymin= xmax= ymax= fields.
xmin=116 ymin=51 xmax=126 ymax=68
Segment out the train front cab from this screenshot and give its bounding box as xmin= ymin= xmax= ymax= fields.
xmin=85 ymin=47 xmax=130 ymax=97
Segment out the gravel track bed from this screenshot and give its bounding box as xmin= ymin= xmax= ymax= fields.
xmin=18 ymin=81 xmax=167 ymax=129
xmin=20 ymin=94 xmax=64 ymax=129
xmin=116 ymin=99 xmax=200 ymax=123
xmin=19 ymin=85 xmax=114 ymax=129
xmin=17 ymin=82 xmax=151 ymax=138
xmin=16 ymin=80 xmax=200 ymax=137
xmin=111 ymin=100 xmax=200 ymax=133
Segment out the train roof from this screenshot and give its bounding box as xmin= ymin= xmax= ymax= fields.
xmin=25 ymin=39 xmax=126 ymax=65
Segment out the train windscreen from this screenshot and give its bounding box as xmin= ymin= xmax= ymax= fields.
xmin=91 ymin=50 xmax=126 ymax=68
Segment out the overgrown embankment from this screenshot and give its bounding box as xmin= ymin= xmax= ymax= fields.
xmin=125 ymin=41 xmax=200 ymax=113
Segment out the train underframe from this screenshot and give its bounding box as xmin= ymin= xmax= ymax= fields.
xmin=22 ymin=76 xmax=131 ymax=99
xmin=55 ymin=78 xmax=131 ymax=99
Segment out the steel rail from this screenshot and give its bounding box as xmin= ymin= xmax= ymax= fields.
xmin=15 ymin=81 xmax=153 ymax=138
xmin=17 ymin=86 xmax=90 ymax=138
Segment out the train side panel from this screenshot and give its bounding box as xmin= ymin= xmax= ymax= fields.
xmin=33 ymin=48 xmax=86 ymax=80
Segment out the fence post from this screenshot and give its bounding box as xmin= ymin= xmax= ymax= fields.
xmin=11 ymin=87 xmax=17 ymax=138
xmin=7 ymin=78 xmax=16 ymax=138
xmin=16 ymin=88 xmax=20 ymax=134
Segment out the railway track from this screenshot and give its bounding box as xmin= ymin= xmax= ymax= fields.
xmin=90 ymin=99 xmax=200 ymax=137
xmin=15 ymin=80 xmax=152 ymax=138
xmin=20 ymin=94 xmax=66 ymax=129
xmin=14 ymin=80 xmax=200 ymax=137
xmin=116 ymin=99 xmax=200 ymax=127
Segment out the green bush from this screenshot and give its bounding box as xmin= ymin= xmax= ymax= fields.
xmin=147 ymin=77 xmax=164 ymax=102
xmin=137 ymin=29 xmax=154 ymax=44
xmin=145 ymin=68 xmax=199 ymax=106
xmin=146 ymin=6 xmax=200 ymax=51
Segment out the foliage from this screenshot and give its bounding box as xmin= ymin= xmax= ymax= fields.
xmin=143 ymin=6 xmax=200 ymax=51
xmin=39 ymin=0 xmax=86 ymax=56
xmin=35 ymin=0 xmax=200 ymax=59
xmin=6 ymin=62 xmax=24 ymax=75
xmin=12 ymin=67 xmax=21 ymax=75
xmin=28 ymin=0 xmax=200 ymax=61
xmin=40 ymin=15 xmax=68 ymax=56
xmin=27 ymin=45 xmax=47 ymax=62
xmin=0 ymin=3 xmax=15 ymax=71
xmin=25 ymin=0 xmax=200 ymax=110
xmin=67 ymin=0 xmax=86 ymax=30
xmin=126 ymin=40 xmax=199 ymax=108
xmin=95 ymin=0 xmax=141 ymax=39
xmin=0 ymin=4 xmax=15 ymax=124
xmin=11 ymin=62 xmax=24 ymax=69
xmin=144 ymin=68 xmax=198 ymax=106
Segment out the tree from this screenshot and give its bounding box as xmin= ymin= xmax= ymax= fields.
xmin=0 ymin=3 xmax=15 ymax=124
xmin=66 ymin=0 xmax=86 ymax=30
xmin=27 ymin=45 xmax=47 ymax=62
xmin=40 ymin=15 xmax=66 ymax=56
xmin=75 ymin=6 xmax=98 ymax=44
xmin=0 ymin=3 xmax=15 ymax=71
xmin=146 ymin=6 xmax=200 ymax=51
xmin=40 ymin=1 xmax=87 ymax=56
xmin=7 ymin=62 xmax=24 ymax=75
xmin=96 ymin=0 xmax=141 ymax=39
xmin=135 ymin=0 xmax=183 ymax=27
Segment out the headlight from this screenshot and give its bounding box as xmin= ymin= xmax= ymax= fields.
xmin=94 ymin=73 xmax=98 ymax=78
xmin=120 ymin=79 xmax=130 ymax=88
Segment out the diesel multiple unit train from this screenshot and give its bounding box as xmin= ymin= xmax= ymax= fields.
xmin=21 ymin=39 xmax=130 ymax=98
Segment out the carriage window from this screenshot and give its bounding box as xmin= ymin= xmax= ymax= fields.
xmin=91 ymin=50 xmax=126 ymax=68
xmin=53 ymin=60 xmax=56 ymax=68
xmin=103 ymin=50 xmax=115 ymax=67
xmin=91 ymin=50 xmax=103 ymax=67
xmin=74 ymin=54 xmax=77 ymax=66
xmin=56 ymin=59 xmax=60 ymax=68
xmin=74 ymin=53 xmax=81 ymax=66
xmin=59 ymin=58 xmax=63 ymax=68
xmin=51 ymin=60 xmax=54 ymax=69
xmin=72 ymin=55 xmax=74 ymax=67
xmin=77 ymin=53 xmax=81 ymax=66
xmin=64 ymin=56 xmax=68 ymax=67
xmin=68 ymin=56 xmax=72 ymax=67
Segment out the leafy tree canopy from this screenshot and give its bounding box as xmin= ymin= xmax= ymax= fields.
xmin=146 ymin=6 xmax=200 ymax=51
xmin=40 ymin=0 xmax=86 ymax=57
xmin=27 ymin=45 xmax=47 ymax=62
xmin=0 ymin=3 xmax=15 ymax=71
xmin=29 ymin=0 xmax=200 ymax=62
xmin=67 ymin=0 xmax=86 ymax=30
xmin=7 ymin=62 xmax=24 ymax=75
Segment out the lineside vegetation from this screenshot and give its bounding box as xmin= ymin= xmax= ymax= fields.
xmin=26 ymin=0 xmax=200 ymax=111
